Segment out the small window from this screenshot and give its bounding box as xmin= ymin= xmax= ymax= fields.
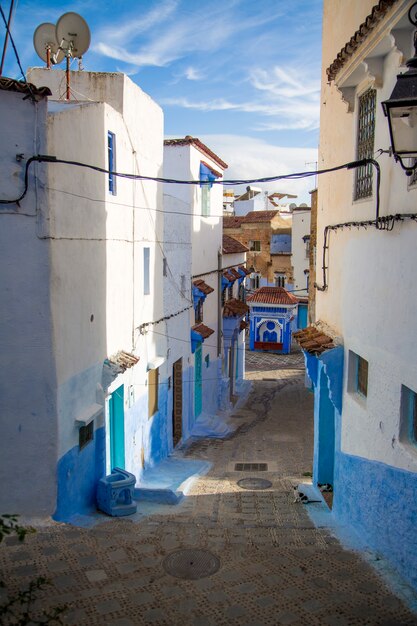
xmin=348 ymin=351 xmax=368 ymax=398
xmin=274 ymin=272 xmax=286 ymax=288
xmin=79 ymin=421 xmax=94 ymax=450
xmin=238 ymin=283 xmax=245 ymax=301
xmin=144 ymin=247 xmax=150 ymax=295
xmin=108 ymin=131 xmax=116 ymax=195
xmin=195 ymin=299 xmax=203 ymax=323
xmin=354 ymin=88 xmax=376 ymax=200
xmin=148 ymin=368 xmax=159 ymax=418
xmin=250 ymin=273 xmax=260 ymax=290
xmin=163 ymin=258 xmax=167 ymax=277
xmin=249 ymin=240 xmax=261 ymax=252
xmin=202 ymin=184 xmax=210 ymax=217
xmin=205 ymin=354 xmax=210 ymax=368
xmin=400 ymin=385 xmax=417 ymax=445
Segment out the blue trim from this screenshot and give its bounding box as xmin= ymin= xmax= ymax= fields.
xmin=108 ymin=131 xmax=116 ymax=195
xmin=199 ymin=162 xmax=218 ymax=188
xmin=192 ymin=285 xmax=207 ymax=308
xmin=191 ymin=328 xmax=203 ymax=353
xmin=222 ymin=275 xmax=231 ymax=289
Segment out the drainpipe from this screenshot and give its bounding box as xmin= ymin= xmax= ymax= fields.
xmin=217 ymin=248 xmax=222 ymax=357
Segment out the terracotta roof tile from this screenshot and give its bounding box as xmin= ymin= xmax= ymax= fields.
xmin=222 ymin=234 xmax=249 ymax=254
xmin=240 ymin=320 xmax=249 ymax=331
xmin=326 ymin=0 xmax=397 ymax=82
xmin=293 ymin=325 xmax=335 ymax=355
xmin=193 ymin=279 xmax=214 ymax=295
xmin=223 ymin=216 xmax=244 ymax=228
xmin=247 ymin=287 xmax=298 ymax=306
xmin=192 ymin=323 xmax=215 ymax=339
xmin=0 ymin=76 xmax=51 ymax=99
xmin=223 ymin=270 xmax=236 ymax=282
xmin=108 ymin=351 xmax=139 ymax=371
xmin=229 ymin=268 xmax=241 ymax=280
xmin=164 ymin=136 xmax=228 ymax=170
xmin=238 ymin=265 xmax=251 ymax=276
xmin=223 ymin=298 xmax=249 ymax=318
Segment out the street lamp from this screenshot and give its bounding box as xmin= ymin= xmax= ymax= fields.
xmin=382 ymin=2 xmax=417 ymax=175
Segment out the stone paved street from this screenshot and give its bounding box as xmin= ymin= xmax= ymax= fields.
xmin=1 ymin=350 xmax=417 ymax=625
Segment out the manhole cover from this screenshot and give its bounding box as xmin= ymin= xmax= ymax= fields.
xmin=163 ymin=549 xmax=220 ymax=579
xmin=237 ymin=477 xmax=272 ymax=490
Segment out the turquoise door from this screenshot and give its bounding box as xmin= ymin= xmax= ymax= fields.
xmin=195 ymin=345 xmax=202 ymax=417
xmin=109 ymin=384 xmax=125 ymax=469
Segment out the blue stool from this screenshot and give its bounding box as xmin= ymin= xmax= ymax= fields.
xmin=97 ymin=467 xmax=137 ymax=516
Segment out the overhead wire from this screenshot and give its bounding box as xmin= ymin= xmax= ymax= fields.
xmin=0 ymin=2 xmax=30 ymax=90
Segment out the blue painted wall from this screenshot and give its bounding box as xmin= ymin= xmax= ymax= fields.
xmin=297 ymin=304 xmax=308 ymax=329
xmin=54 ymin=426 xmax=105 ymax=521
xmin=305 ymin=345 xmax=417 ymax=591
xmin=249 ymin=305 xmax=293 ymax=354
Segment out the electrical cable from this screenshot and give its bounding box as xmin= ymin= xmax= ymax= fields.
xmin=0 ymin=2 xmax=30 ymax=89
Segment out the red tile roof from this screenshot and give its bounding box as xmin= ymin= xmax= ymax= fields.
xmin=246 ymin=287 xmax=298 ymax=306
xmin=229 ymin=268 xmax=241 ymax=280
xmin=193 ymin=279 xmax=214 ymax=295
xmin=293 ymin=326 xmax=335 ymax=355
xmin=222 ymin=234 xmax=249 ymax=254
xmin=223 ymin=270 xmax=236 ymax=282
xmin=223 ymin=298 xmax=249 ymax=317
xmin=108 ymin=351 xmax=139 ymax=371
xmin=192 ymin=323 xmax=215 ymax=339
xmin=224 ymin=211 xmax=279 ymax=229
xmin=238 ymin=265 xmax=251 ymax=276
xmin=326 ymin=0 xmax=397 ymax=82
xmin=164 ymin=136 xmax=228 ymax=170
xmin=0 ymin=76 xmax=51 ymax=99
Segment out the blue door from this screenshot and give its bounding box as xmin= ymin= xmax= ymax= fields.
xmin=109 ymin=384 xmax=125 ymax=469
xmin=195 ymin=345 xmax=202 ymax=417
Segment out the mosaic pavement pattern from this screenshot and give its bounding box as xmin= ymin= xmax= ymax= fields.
xmin=1 ymin=361 xmax=417 ymax=625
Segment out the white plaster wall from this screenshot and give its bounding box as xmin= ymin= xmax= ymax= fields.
xmin=318 ymin=0 xmax=417 ymax=472
xmin=44 ymin=72 xmax=164 ymax=465
xmin=0 ymin=91 xmax=57 ymax=514
xmin=234 ymin=194 xmax=265 ymax=216
xmin=291 ymin=210 xmax=311 ymax=296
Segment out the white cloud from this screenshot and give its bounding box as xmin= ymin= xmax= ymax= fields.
xmin=197 ymin=134 xmax=318 ymax=203
xmin=184 ymin=66 xmax=203 ymax=81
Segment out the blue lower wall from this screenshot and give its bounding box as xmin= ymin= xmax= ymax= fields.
xmin=333 ymin=451 xmax=417 ymax=590
xmin=54 ymin=426 xmax=105 ymax=521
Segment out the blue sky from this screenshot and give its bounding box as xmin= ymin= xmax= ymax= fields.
xmin=2 ymin=0 xmax=323 ymax=202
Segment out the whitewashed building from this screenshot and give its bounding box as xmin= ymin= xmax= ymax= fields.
xmin=1 ymin=67 xmax=171 ymax=520
xmin=296 ymin=0 xmax=417 ymax=591
xmin=291 ymin=207 xmax=311 ymax=298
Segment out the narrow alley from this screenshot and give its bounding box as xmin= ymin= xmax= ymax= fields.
xmin=1 ymin=350 xmax=416 ymax=626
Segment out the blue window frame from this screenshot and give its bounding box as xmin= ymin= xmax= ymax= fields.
xmin=144 ymin=247 xmax=150 ymax=295
xmin=108 ymin=131 xmax=116 ymax=195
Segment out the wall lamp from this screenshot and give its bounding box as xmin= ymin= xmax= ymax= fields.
xmin=382 ymin=2 xmax=417 ymax=175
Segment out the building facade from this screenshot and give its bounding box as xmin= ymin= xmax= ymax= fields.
xmin=297 ymin=0 xmax=417 ymax=590
xmin=247 ymin=287 xmax=298 ymax=354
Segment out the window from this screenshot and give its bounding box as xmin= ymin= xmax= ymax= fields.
xmin=148 ymin=368 xmax=159 ymax=418
xmin=249 ymin=240 xmax=261 ymax=252
xmin=205 ymin=354 xmax=210 ymax=368
xmin=354 ymin=88 xmax=376 ymax=200
xmin=79 ymin=421 xmax=94 ymax=450
xmin=201 ymin=184 xmax=210 ymax=217
xmin=250 ymin=273 xmax=260 ymax=290
xmin=108 ymin=131 xmax=116 ymax=195
xmin=274 ymin=272 xmax=286 ymax=288
xmin=195 ymin=299 xmax=203 ymax=323
xmin=238 ymin=283 xmax=245 ymax=301
xmin=348 ymin=351 xmax=368 ymax=398
xmin=163 ymin=257 xmax=167 ymax=277
xmin=144 ymin=247 xmax=150 ymax=295
xmin=400 ymin=385 xmax=417 ymax=445
xmin=304 ymin=235 xmax=310 ymax=258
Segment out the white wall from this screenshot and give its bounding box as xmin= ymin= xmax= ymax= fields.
xmin=291 ymin=209 xmax=311 ymax=296
xmin=318 ymin=0 xmax=417 ymax=472
xmin=0 ymin=90 xmax=57 ymax=515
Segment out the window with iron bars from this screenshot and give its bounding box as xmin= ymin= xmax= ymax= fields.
xmin=354 ymin=88 xmax=376 ymax=200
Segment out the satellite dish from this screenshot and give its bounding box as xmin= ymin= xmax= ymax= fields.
xmin=289 ymin=203 xmax=297 ymax=210
xmin=56 ymin=12 xmax=91 ymax=58
xmin=33 ymin=22 xmax=65 ymax=64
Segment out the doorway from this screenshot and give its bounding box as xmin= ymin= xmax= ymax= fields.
xmin=195 ymin=345 xmax=202 ymax=417
xmin=109 ymin=384 xmax=125 ymax=470
xmin=172 ymin=358 xmax=183 ymax=446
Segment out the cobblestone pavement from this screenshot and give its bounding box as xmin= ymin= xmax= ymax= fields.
xmin=1 ymin=356 xmax=417 ymax=625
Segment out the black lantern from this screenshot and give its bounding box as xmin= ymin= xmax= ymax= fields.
xmin=382 ymin=3 xmax=417 ymax=175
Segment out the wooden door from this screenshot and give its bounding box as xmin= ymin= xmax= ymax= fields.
xmin=172 ymin=358 xmax=183 ymax=446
